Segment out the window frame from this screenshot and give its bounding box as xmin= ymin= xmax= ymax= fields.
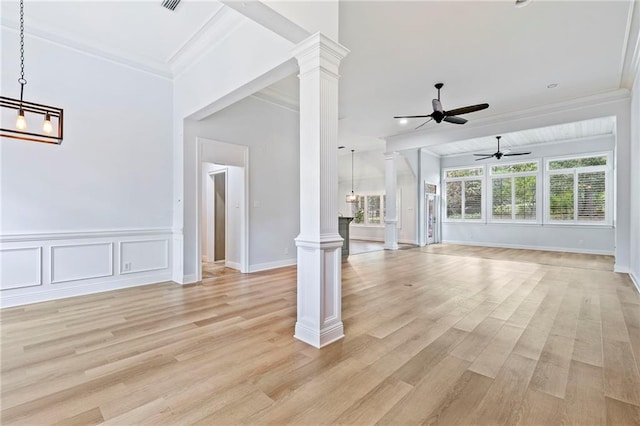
xmin=487 ymin=159 xmax=541 ymax=224
xmin=351 ymin=192 xmax=402 ymax=228
xmin=442 ymin=165 xmax=485 ymax=222
xmin=544 ymin=152 xmax=613 ymax=226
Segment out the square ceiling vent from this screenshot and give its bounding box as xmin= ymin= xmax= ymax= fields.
xmin=161 ymin=0 xmax=180 ymax=11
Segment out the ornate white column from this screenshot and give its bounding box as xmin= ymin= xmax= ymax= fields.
xmin=292 ymin=33 xmax=349 ymax=348
xmin=384 ymin=151 xmax=400 ymax=250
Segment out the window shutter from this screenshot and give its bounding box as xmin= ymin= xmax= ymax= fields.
xmin=492 ymin=178 xmax=512 ymax=220
xmin=464 ymin=180 xmax=482 ymax=219
xmin=549 ymin=173 xmax=574 ymax=220
xmin=514 ymin=175 xmax=536 ymax=220
xmin=577 ymin=171 xmax=606 ymax=221
xmin=446 ymin=181 xmax=462 ymax=219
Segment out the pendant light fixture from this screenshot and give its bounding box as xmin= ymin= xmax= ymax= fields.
xmin=1 ymin=0 xmax=64 ymax=144
xmin=345 ymin=149 xmax=358 ymax=203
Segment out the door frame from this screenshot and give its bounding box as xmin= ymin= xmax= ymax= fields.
xmin=196 ymin=137 xmax=249 ymax=281
xmin=426 ymin=193 xmax=441 ymax=245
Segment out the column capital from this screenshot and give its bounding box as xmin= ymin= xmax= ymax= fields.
xmin=292 ymin=32 xmax=350 ymax=76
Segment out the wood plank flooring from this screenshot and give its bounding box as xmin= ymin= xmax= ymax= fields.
xmin=1 ymin=244 xmax=638 ymax=425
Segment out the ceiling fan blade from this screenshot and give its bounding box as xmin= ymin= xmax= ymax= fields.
xmin=475 ymin=156 xmax=494 ymax=161
xmin=443 ymin=115 xmax=467 ymax=125
xmin=394 ymin=115 xmax=432 ymax=119
xmin=473 ymin=153 xmax=495 ymax=156
xmin=432 ymin=99 xmax=443 ymax=113
xmin=445 ymin=103 xmax=490 ymax=116
xmin=503 ymin=152 xmax=532 ymax=156
xmin=415 ymin=118 xmax=433 ymax=130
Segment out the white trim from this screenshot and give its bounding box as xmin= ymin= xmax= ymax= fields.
xmin=0 ymin=228 xmax=173 ymax=243
xmin=350 ymin=237 xmax=417 ymax=245
xmin=118 ymin=239 xmax=170 ymax=275
xmin=441 ymin=240 xmax=614 ymax=256
xmin=183 ymin=273 xmax=198 ymax=284
xmin=0 ymin=19 xmax=171 ymax=79
xmin=0 ymin=271 xmax=172 ymax=309
xmin=248 ymin=258 xmax=296 ymax=273
xmin=196 ymin=138 xmax=250 ymax=281
xmin=225 ymin=261 xmax=242 ymax=271
xmin=544 ymin=151 xmax=613 ymax=226
xmin=629 ymin=272 xmax=640 ymax=294
xmin=0 ymin=247 xmax=43 ymax=290
xmin=50 ymin=242 xmax=114 ymax=284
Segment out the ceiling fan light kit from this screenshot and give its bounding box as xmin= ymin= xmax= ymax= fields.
xmin=1 ymin=0 xmax=64 ymax=144
xmin=394 ymin=83 xmax=489 ymax=130
xmin=473 ymin=136 xmax=531 ymax=161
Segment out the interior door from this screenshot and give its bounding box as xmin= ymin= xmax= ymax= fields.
xmin=426 ymin=194 xmax=440 ymax=245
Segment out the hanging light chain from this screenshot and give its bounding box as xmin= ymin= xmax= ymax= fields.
xmin=18 ymin=0 xmax=27 ymax=102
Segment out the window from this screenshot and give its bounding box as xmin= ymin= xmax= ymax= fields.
xmin=546 ymin=154 xmax=610 ymax=224
xmin=353 ymin=194 xmax=385 ymax=226
xmin=444 ymin=167 xmax=483 ymax=220
xmin=490 ymin=161 xmax=539 ymax=222
xmin=352 ymin=193 xmax=399 ymax=227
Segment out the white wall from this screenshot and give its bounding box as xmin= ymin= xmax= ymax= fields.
xmin=184 ymin=95 xmax=299 ymax=276
xmin=338 ymin=150 xmax=417 ymax=244
xmin=440 ymin=135 xmax=616 ymax=254
xmin=630 ymin=68 xmax=640 ymax=291
xmin=0 ymin=28 xmax=173 ymax=307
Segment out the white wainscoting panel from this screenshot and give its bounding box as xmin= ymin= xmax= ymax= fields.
xmin=51 ymin=243 xmax=114 ymax=284
xmin=120 ymin=240 xmax=169 ymax=274
xmin=0 ymin=247 xmax=42 ymax=290
xmin=0 ymin=228 xmax=173 ymax=308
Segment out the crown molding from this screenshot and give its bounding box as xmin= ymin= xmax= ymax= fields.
xmin=169 ymin=6 xmax=245 ymax=78
xmin=620 ymin=0 xmax=640 ymax=89
xmin=251 ymin=85 xmax=299 ymax=112
xmin=0 ymin=18 xmax=172 ymax=79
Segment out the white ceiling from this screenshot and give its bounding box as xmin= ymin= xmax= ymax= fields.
xmin=0 ymin=0 xmax=225 ymax=74
xmin=337 ymin=0 xmax=634 ymax=140
xmin=1 ymin=0 xmax=635 ymax=156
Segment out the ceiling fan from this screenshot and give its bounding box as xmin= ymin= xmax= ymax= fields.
xmin=394 ymin=83 xmax=489 ymax=130
xmin=474 ymin=136 xmax=531 ymax=161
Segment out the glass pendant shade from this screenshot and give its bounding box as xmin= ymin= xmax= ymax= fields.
xmin=15 ymin=110 xmax=27 ymax=130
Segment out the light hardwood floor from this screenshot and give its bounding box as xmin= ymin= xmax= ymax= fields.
xmin=1 ymin=244 xmax=639 ymax=425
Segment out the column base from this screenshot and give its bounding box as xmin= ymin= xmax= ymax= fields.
xmin=294 ymin=235 xmax=344 ymax=348
xmin=384 ymin=219 xmax=399 ymax=250
xmin=294 ymin=321 xmax=344 ymax=348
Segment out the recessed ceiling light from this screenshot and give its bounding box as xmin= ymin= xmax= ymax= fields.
xmin=515 ymin=0 xmax=531 ymax=8
xmin=399 ymin=118 xmax=408 ymax=125
xmin=547 ymin=83 xmax=558 ymax=89
xmin=338 ymin=146 xmax=345 ymax=149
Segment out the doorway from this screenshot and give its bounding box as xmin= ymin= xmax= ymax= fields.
xmin=424 ymin=182 xmax=440 ymax=245
xmin=213 ymin=171 xmax=226 ymax=262
xmin=194 ymin=137 xmax=249 ymax=281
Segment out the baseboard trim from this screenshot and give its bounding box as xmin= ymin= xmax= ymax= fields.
xmin=249 ymin=258 xmax=296 ymax=273
xmin=226 ymin=261 xmax=242 ymax=271
xmin=629 ymin=272 xmax=640 ymax=294
xmin=182 ymin=273 xmax=198 ymax=284
xmin=440 ymin=240 xmax=614 ymax=256
xmin=0 ymin=272 xmax=173 ymax=308
xmin=350 ymin=237 xmax=417 ymax=245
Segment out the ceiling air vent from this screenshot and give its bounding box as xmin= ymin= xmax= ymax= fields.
xmin=161 ymin=0 xmax=180 ymax=11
